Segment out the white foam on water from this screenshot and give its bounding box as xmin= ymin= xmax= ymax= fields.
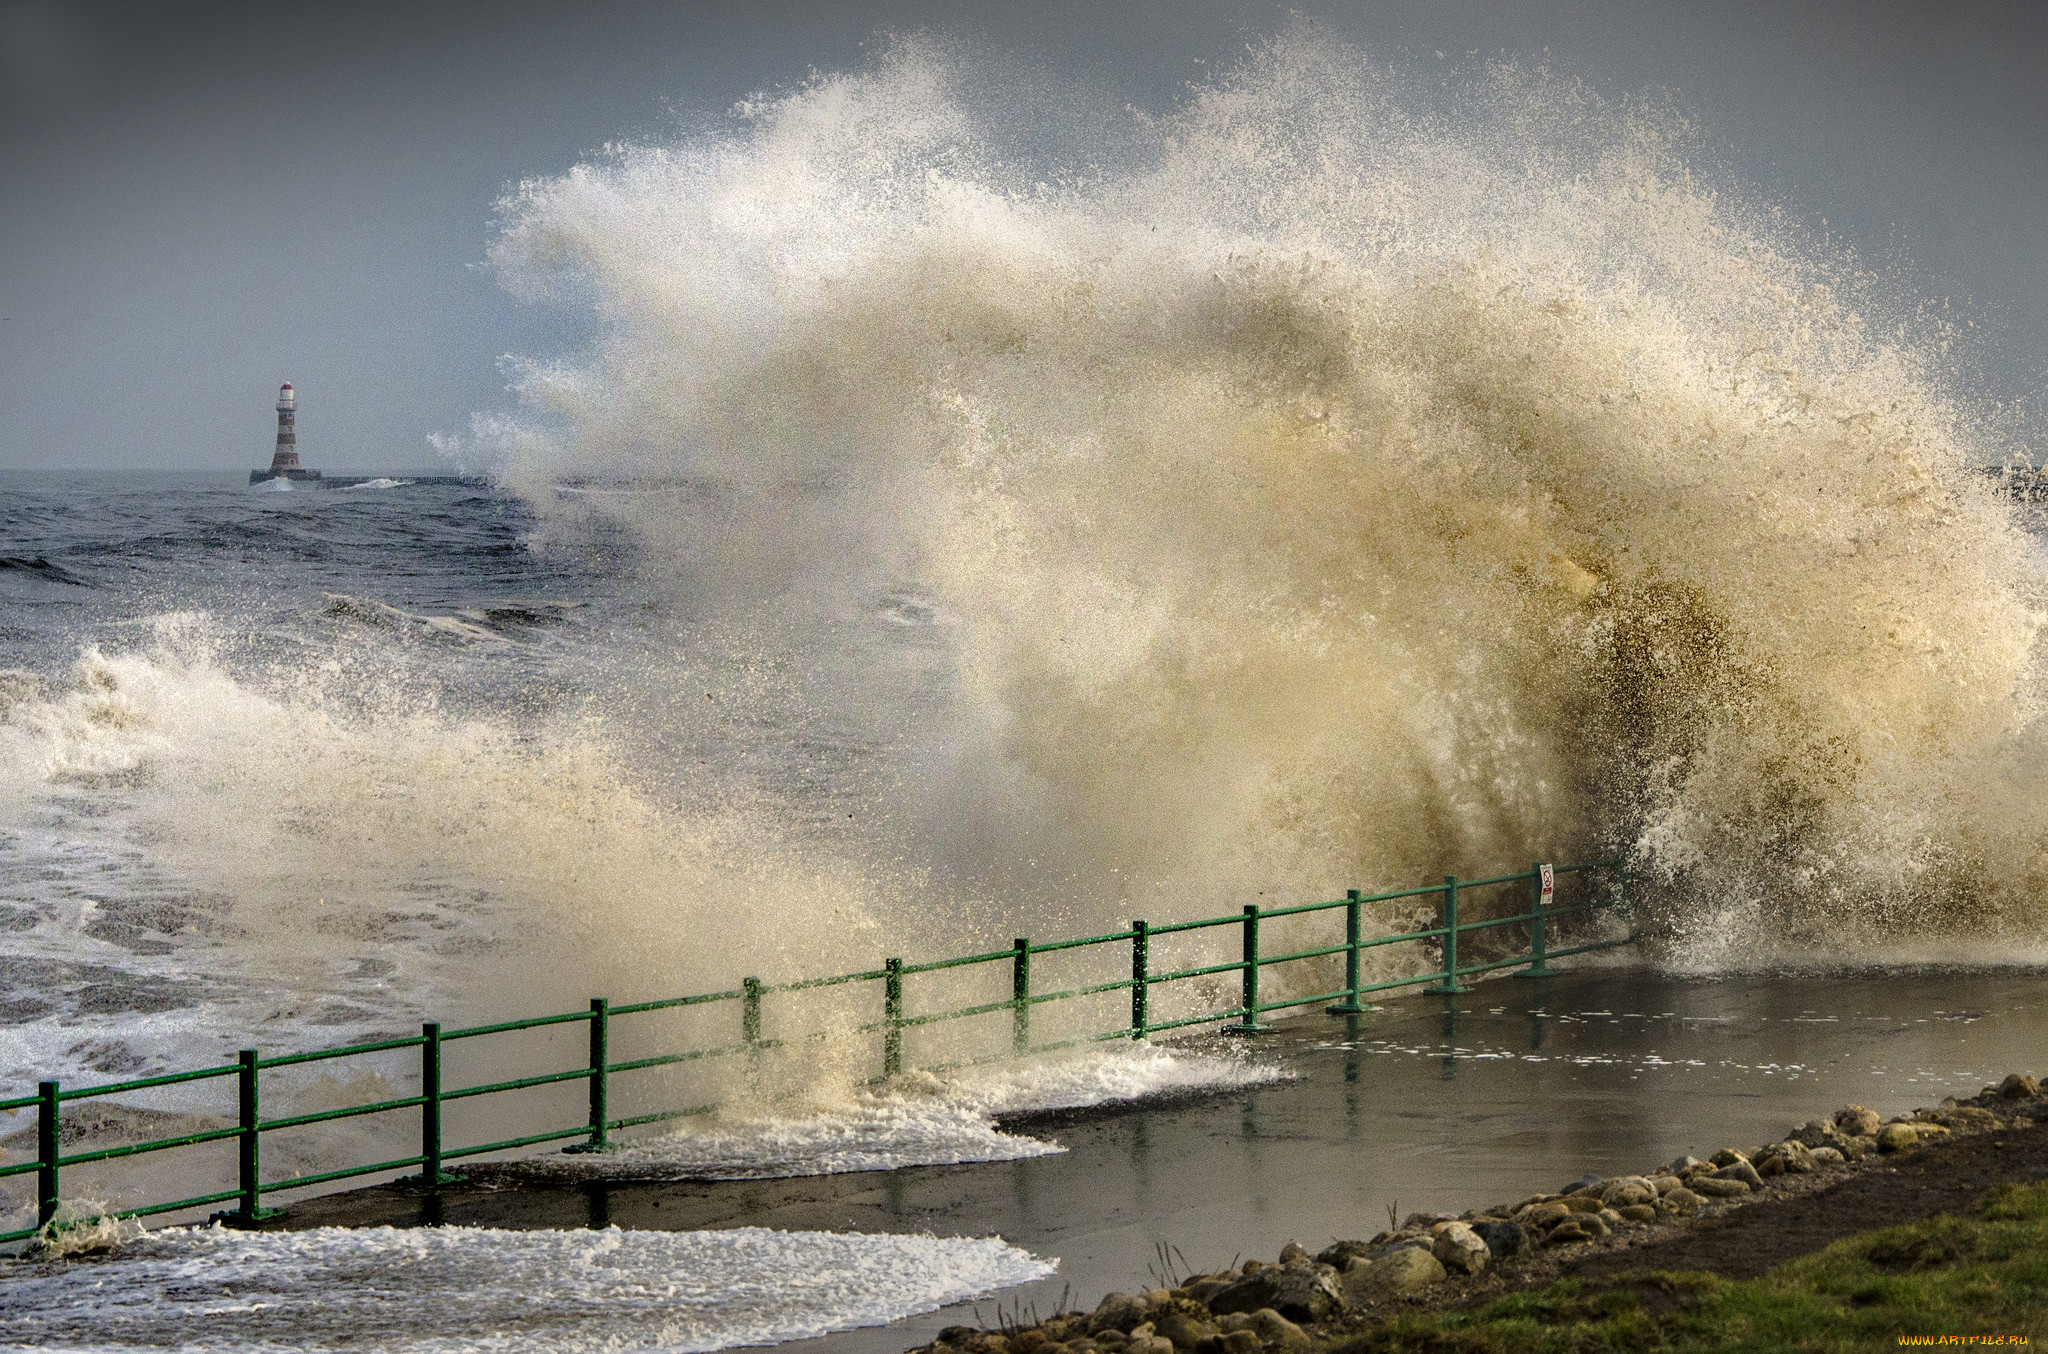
xmin=0 ymin=1223 xmax=1055 ymax=1353
xmin=528 ymin=1042 xmax=1289 ymax=1180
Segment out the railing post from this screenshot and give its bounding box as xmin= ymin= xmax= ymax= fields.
xmin=1011 ymin=940 xmax=1031 ymax=1053
xmin=883 ymin=958 xmax=904 ymax=1077
xmin=36 ymin=1081 xmax=58 ymax=1229
xmin=743 ymin=977 xmax=763 ymax=1045
xmin=1516 ymin=863 xmax=1554 ymax=980
xmin=214 ymin=1049 xmax=283 ymax=1225
xmin=1326 ymin=889 xmax=1370 ymax=1014
xmin=1227 ymin=904 xmax=1273 ymax=1034
xmin=564 ymin=998 xmax=612 ymax=1154
xmin=413 ymin=1022 xmax=463 ymax=1185
xmin=1424 ymin=875 xmax=1472 ymax=994
xmin=1130 ymin=922 xmax=1149 ymax=1039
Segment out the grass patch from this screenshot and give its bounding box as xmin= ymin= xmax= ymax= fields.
xmin=1326 ymin=1180 xmax=2048 ymax=1352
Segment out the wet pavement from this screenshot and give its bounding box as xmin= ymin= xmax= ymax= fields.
xmin=266 ymin=965 xmax=2048 ymax=1354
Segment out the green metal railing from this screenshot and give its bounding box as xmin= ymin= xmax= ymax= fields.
xmin=0 ymin=857 xmax=1626 ymax=1244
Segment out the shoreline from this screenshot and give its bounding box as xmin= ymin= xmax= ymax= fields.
xmin=910 ymin=1072 xmax=2048 ymax=1353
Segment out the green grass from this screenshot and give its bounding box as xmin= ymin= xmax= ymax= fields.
xmin=1325 ymin=1180 xmax=2048 ymax=1352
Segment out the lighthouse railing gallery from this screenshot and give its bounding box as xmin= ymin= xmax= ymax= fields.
xmin=2 ymin=859 xmax=1628 ymax=1242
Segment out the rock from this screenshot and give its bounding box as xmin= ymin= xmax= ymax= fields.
xmin=1092 ymin=1295 xmax=1151 ymax=1335
xmin=1834 ymin=1105 xmax=1882 ymax=1137
xmin=1243 ymin=1311 xmax=1309 ymax=1352
xmin=1689 ymin=1176 xmax=1752 ymax=1198
xmin=1516 ymin=1201 xmax=1570 ymax=1228
xmin=1809 ymin=1146 xmax=1844 ymax=1165
xmin=1468 ymin=1219 xmax=1530 ymax=1261
xmin=1185 ymin=1278 xmax=1232 ymax=1306
xmin=1276 ymin=1242 xmax=1308 ymax=1265
xmin=1615 ymin=1204 xmax=1658 ymax=1224
xmin=1400 ymin=1212 xmax=1454 ymax=1231
xmin=1013 ymin=1333 xmax=1053 ymax=1354
xmin=1431 ymin=1222 xmax=1490 ymax=1275
xmin=1713 ymin=1160 xmax=1765 ymax=1190
xmin=1207 ymin=1263 xmax=1345 ymax=1324
xmin=1155 ymin=1313 xmax=1218 ymax=1350
xmin=1998 ymin=1073 xmax=2040 ymax=1100
xmin=1129 ymin=1338 xmax=1175 ymax=1354
xmin=1562 ymin=1194 xmax=1607 ymax=1214
xmin=1666 ymin=1154 xmax=1706 ymax=1176
xmin=1709 ymin=1148 xmax=1749 ymax=1168
xmin=1595 ymin=1209 xmax=1625 ymax=1231
xmin=1543 ymin=1216 xmax=1596 ymax=1246
xmin=1218 ymin=1333 xmax=1261 ymax=1354
xmin=1753 ymin=1140 xmax=1815 ymax=1177
xmin=1600 ymin=1177 xmax=1657 ymax=1208
xmin=1313 ymin=1241 xmax=1374 ymax=1270
xmin=1657 ymin=1187 xmax=1703 ymax=1215
xmin=1558 ymin=1172 xmax=1603 ymax=1195
xmin=1343 ymin=1247 xmax=1445 ymax=1302
xmin=1652 ymin=1175 xmax=1685 ymax=1197
xmin=1877 ymin=1122 xmax=1921 ymax=1153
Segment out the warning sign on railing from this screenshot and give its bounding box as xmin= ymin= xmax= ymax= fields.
xmin=1539 ymin=863 xmax=1555 ymax=899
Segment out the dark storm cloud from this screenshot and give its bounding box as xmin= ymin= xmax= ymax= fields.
xmin=1 ymin=1 xmax=2044 ymax=470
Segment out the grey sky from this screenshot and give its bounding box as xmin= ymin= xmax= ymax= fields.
xmin=2 ymin=1 xmax=2044 ymax=472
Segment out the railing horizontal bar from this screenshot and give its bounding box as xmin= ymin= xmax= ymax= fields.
xmin=606 ymin=1046 xmax=743 ymax=1074
xmin=768 ymin=970 xmax=887 ymax=993
xmin=1024 ymin=931 xmax=1135 ymax=955
xmin=1144 ymin=915 xmax=1244 ymax=937
xmin=442 ymin=1068 xmax=591 ymax=1101
xmin=261 ymin=1154 xmax=427 ymax=1194
xmin=1255 ymin=987 xmax=1354 ymax=1014
xmin=1147 ymin=959 xmax=1250 ymax=984
xmin=1025 ymin=977 xmax=1137 ymax=1005
xmin=1255 ymin=941 xmax=1355 ymax=965
xmin=1246 ymin=897 xmax=1350 ymax=920
xmin=611 ymin=990 xmax=743 ymax=1015
xmin=0 ymin=1160 xmax=42 ymax=1179
xmin=441 ymin=1125 xmax=592 ymax=1160
xmin=608 ymin=1103 xmax=717 ymax=1130
xmin=114 ymin=1187 xmax=246 ymax=1219
xmin=260 ymin=1096 xmax=427 ymax=1132
xmin=58 ymin=1124 xmax=244 ymax=1166
xmin=895 ymin=997 xmax=1018 ymax=1028
xmin=260 ymin=1037 xmax=425 ymax=1069
xmin=57 ymin=1063 xmax=243 ymax=1098
xmin=442 ymin=1010 xmax=592 ymax=1040
xmin=898 ymin=949 xmax=1013 ymax=975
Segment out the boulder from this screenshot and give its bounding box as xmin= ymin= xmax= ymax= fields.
xmin=1312 ymin=1241 xmax=1374 ymax=1270
xmin=1431 ymin=1222 xmax=1490 ymax=1276
xmin=1753 ymin=1140 xmax=1815 ymax=1176
xmin=1600 ymin=1177 xmax=1657 ymax=1208
xmin=1652 ymin=1175 xmax=1685 ymax=1197
xmin=1468 ymin=1219 xmax=1531 ymax=1261
xmin=1239 ymin=1310 xmax=1309 ymax=1352
xmin=1542 ymin=1216 xmax=1596 ymax=1246
xmin=1666 ymin=1154 xmax=1707 ymax=1176
xmin=1216 ymin=1333 xmax=1261 ymax=1354
xmin=1689 ymin=1176 xmax=1752 ymax=1198
xmin=1343 ymin=1248 xmax=1445 ymax=1303
xmin=1562 ymin=1195 xmax=1607 ymax=1214
xmin=1614 ymin=1204 xmax=1658 ymax=1224
xmin=1998 ymin=1073 xmax=2040 ymax=1100
xmin=1276 ymin=1243 xmax=1308 ymax=1265
xmin=1809 ymin=1145 xmax=1844 ymax=1165
xmin=1713 ymin=1160 xmax=1765 ymax=1190
xmin=1516 ymin=1201 xmax=1570 ymax=1228
xmin=1091 ymin=1295 xmax=1151 ymax=1335
xmin=1833 ymin=1105 xmax=1881 ymax=1137
xmin=1207 ymin=1263 xmax=1345 ymax=1324
xmin=1185 ymin=1279 xmax=1233 ymax=1306
xmin=1877 ymin=1121 xmax=1921 ymax=1153
xmin=1155 ymin=1313 xmax=1218 ymax=1350
xmin=1709 ymin=1148 xmax=1749 ymax=1168
xmin=1400 ymin=1212 xmax=1454 ymax=1231
xmin=1657 ymin=1187 xmax=1703 ymax=1215
xmin=1130 ymin=1339 xmax=1175 ymax=1354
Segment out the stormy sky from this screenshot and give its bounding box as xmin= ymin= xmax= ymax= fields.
xmin=2 ymin=1 xmax=2045 ymax=472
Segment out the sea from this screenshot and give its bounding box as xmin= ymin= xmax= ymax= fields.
xmin=8 ymin=29 xmax=2048 ymax=1353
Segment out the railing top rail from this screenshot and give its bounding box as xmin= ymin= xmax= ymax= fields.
xmin=55 ymin=1062 xmax=243 ymax=1102
xmin=443 ymin=1009 xmax=594 ymax=1041
xmin=261 ymin=1036 xmax=426 ymax=1069
xmin=898 ymin=949 xmax=1014 ymax=976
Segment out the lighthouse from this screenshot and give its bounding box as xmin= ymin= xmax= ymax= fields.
xmin=251 ymin=383 xmax=321 ymax=483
